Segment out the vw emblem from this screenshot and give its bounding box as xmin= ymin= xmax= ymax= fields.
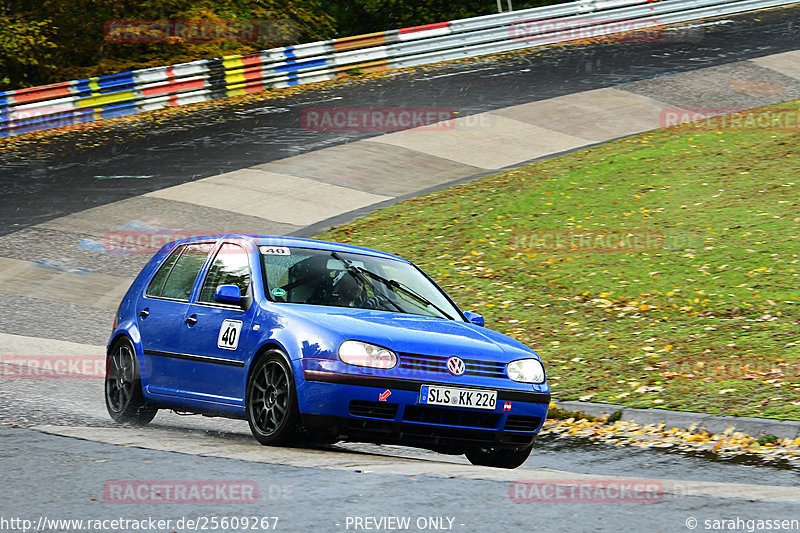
xmin=446 ymin=356 xmax=466 ymax=376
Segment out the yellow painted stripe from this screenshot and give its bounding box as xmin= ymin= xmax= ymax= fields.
xmin=333 ymin=32 xmax=386 ymax=51
xmin=226 ymin=80 xmax=248 ymax=91
xmin=88 ymin=78 xmax=101 ymax=93
xmin=223 ymin=57 xmax=245 ymax=88
xmin=223 ymin=57 xmax=244 ymax=70
xmin=225 ymin=71 xmax=247 ymax=86
xmin=76 ymin=90 xmax=136 ymax=107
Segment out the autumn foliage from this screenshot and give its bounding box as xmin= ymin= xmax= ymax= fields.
xmin=0 ymin=0 xmax=570 ymax=91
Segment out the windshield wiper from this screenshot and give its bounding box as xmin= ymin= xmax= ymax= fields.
xmin=333 ymin=255 xmax=455 ymax=321
xmin=330 ymin=252 xmax=405 ymax=314
xmin=381 ymin=276 xmax=455 ymax=321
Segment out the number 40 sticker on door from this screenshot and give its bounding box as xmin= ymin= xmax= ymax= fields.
xmin=218 ymin=319 xmax=243 ymax=350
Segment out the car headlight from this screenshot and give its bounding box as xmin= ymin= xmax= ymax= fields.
xmin=338 ymin=340 xmax=397 ymax=369
xmin=507 ymin=358 xmax=546 ymax=384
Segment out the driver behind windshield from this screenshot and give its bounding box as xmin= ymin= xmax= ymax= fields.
xmin=331 ymin=270 xmax=367 ymax=308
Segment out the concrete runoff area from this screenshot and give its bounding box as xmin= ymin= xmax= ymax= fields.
xmin=0 ymin=257 xmax=129 ymax=311
xmin=489 ymin=88 xmax=689 ymax=142
xmin=145 ymin=168 xmax=392 ymax=227
xmin=621 ymin=61 xmax=800 ymax=110
xmin=751 ymin=49 xmax=800 ymax=80
xmin=0 ymin=332 xmax=105 ymax=357
xmin=35 ymin=196 xmax=302 ymax=240
xmin=253 ymin=141 xmax=485 ymax=197
xmin=370 ymin=114 xmax=589 ymax=170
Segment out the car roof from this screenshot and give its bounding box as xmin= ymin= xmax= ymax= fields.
xmin=167 ymin=234 xmax=409 ymax=263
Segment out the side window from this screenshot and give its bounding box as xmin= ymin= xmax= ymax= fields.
xmin=146 ymin=245 xmax=183 ymax=297
xmin=198 ymin=243 xmax=251 ymax=303
xmin=149 ymin=243 xmax=213 ymax=301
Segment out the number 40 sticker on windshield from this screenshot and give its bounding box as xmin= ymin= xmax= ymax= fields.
xmin=218 ymin=319 xmax=243 ymax=350
xmin=260 ymin=246 xmax=290 ymax=255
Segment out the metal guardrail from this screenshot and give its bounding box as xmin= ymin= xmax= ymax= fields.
xmin=0 ymin=0 xmax=794 ymax=137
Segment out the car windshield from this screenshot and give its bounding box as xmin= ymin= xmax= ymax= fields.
xmin=260 ymin=246 xmax=465 ymax=321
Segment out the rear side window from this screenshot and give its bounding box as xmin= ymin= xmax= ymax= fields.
xmin=198 ymin=243 xmax=251 ymax=303
xmin=146 ymin=243 xmax=213 ymax=300
xmin=146 ymin=246 xmax=183 ymax=297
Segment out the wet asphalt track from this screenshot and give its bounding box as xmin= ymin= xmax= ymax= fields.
xmin=1 ymin=424 xmax=800 ymax=533
xmin=1 ymin=5 xmax=800 ymax=234
xmin=2 ymin=5 xmax=800 ymax=532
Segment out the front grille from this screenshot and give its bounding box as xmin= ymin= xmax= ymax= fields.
xmin=399 ymin=353 xmax=507 ymax=378
xmin=349 ymin=400 xmax=398 ymax=419
xmin=403 ymin=405 xmax=501 ymax=429
xmin=504 ymin=415 xmax=542 ymax=432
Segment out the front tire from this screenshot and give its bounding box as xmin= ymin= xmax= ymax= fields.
xmin=466 ymin=444 xmax=533 ymax=469
xmin=105 ymin=338 xmax=157 ymax=425
xmin=246 ymin=351 xmax=299 ymax=445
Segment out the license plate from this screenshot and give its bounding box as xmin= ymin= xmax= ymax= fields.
xmin=419 ymin=385 xmax=497 ymax=410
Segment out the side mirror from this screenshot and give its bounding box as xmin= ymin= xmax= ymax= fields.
xmin=214 ymin=285 xmax=243 ymax=305
xmin=464 ymin=311 xmax=484 ymax=327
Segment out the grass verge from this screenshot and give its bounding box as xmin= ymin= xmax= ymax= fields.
xmin=321 ymin=100 xmax=800 ymax=419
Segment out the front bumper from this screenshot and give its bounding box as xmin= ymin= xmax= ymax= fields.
xmin=299 ymin=367 xmax=550 ymax=451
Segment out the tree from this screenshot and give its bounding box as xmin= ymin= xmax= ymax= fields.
xmin=3 ymin=0 xmax=335 ymax=89
xmin=0 ymin=6 xmax=58 ymax=90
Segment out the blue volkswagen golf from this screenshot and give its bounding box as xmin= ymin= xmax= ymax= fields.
xmin=105 ymin=235 xmax=549 ymax=468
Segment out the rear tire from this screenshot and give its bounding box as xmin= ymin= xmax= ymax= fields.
xmin=105 ymin=338 xmax=157 ymax=425
xmin=246 ymin=351 xmax=299 ymax=445
xmin=466 ymin=444 xmax=533 ymax=469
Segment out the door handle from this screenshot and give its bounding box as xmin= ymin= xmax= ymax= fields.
xmin=139 ymin=309 xmax=149 ymax=318
xmin=185 ymin=315 xmax=197 ymax=325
